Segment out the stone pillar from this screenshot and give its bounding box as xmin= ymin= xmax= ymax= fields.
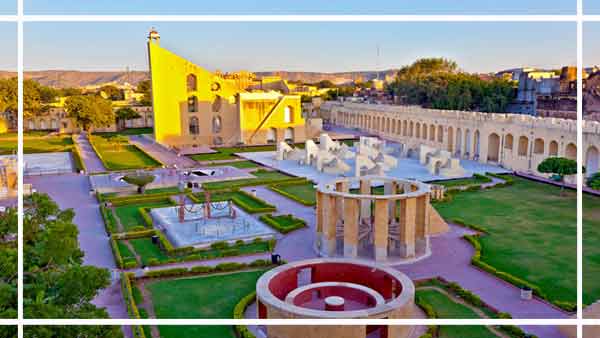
xmin=398 ymin=198 xmax=416 ymax=257
xmin=384 ymin=181 xmax=397 ymax=221
xmin=315 ymin=191 xmax=324 ymax=249
xmin=343 ymin=197 xmax=359 ymax=258
xmin=415 ymin=195 xmax=429 ymax=254
xmin=321 ymin=194 xmax=337 ymax=256
xmin=359 ymin=179 xmax=371 ymax=221
xmin=374 ymin=199 xmax=389 ymax=261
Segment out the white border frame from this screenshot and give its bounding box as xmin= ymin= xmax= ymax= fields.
xmin=0 ymin=0 xmax=596 ymax=336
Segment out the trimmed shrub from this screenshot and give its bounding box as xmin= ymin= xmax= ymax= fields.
xmin=120 ymin=273 xmax=146 ymax=338
xmin=110 ymin=238 xmax=124 ymax=268
xmin=260 ymin=214 xmax=306 ymax=234
xmin=145 ymin=267 xmax=189 ymax=278
xmin=268 ymin=180 xmax=316 ymax=206
xmin=234 ymin=292 xmax=257 ymax=338
xmin=215 ymin=262 xmax=245 ymax=272
xmin=190 ymin=265 xmax=214 ymax=274
xmin=100 ymin=205 xmax=118 ymax=234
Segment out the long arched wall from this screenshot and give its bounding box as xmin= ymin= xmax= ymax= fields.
xmin=325 ymin=102 xmax=599 ymax=177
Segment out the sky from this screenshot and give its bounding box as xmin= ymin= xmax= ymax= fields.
xmin=24 ymin=0 xmax=576 ymax=15
xmin=585 ymin=23 xmax=600 ymax=65
xmin=22 ymin=22 xmax=576 ymax=74
xmin=0 ymin=0 xmax=15 ymax=14
xmin=0 ymin=23 xmax=16 ymax=70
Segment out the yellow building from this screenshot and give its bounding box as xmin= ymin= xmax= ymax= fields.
xmin=147 ymin=30 xmax=314 ymax=150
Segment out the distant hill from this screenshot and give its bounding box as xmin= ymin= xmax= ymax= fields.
xmin=0 ymin=69 xmax=400 ymax=88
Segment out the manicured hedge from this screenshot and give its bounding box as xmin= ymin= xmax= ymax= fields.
xmin=143 ymin=258 xmax=274 ymax=279
xmin=486 ymin=172 xmax=515 ymax=187
xmin=120 ymin=272 xmax=146 ymax=338
xmin=110 ymin=229 xmax=275 ymax=268
xmin=450 ymin=218 xmax=488 ymax=234
xmin=99 ymin=205 xmax=118 ymax=234
xmin=191 ymin=189 xmax=276 ymax=214
xmin=259 ymin=214 xmax=306 ymax=234
xmin=234 ymin=292 xmax=258 ymax=338
xmin=138 ymin=207 xmax=154 ymax=227
xmin=70 ymin=146 xmax=86 ymax=173
xmin=268 ymin=180 xmax=316 ymax=206
xmin=463 ymin=234 xmax=575 ymax=312
xmin=110 ymin=195 xmax=176 ymax=207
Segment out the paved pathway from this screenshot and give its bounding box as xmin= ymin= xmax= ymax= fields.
xmin=25 ymin=174 xmax=127 ymax=319
xmin=129 ymin=135 xmax=197 ymax=168
xmin=242 ymin=185 xmax=568 ymax=338
xmin=74 ymin=133 xmax=106 ymax=173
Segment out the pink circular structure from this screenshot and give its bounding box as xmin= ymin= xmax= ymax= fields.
xmin=256 ymin=258 xmax=415 ymax=320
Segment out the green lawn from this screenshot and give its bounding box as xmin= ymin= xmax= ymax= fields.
xmin=190 ymin=145 xmax=279 ymax=161
xmin=23 ymin=134 xmax=74 ymax=154
xmin=147 ymin=270 xmax=265 ymax=338
xmin=271 ymin=182 xmax=316 ymax=205
xmin=93 ymin=127 xmax=153 ymax=136
xmin=206 ymin=160 xmax=260 ymax=169
xmin=416 ymin=289 xmax=499 ymax=338
xmin=117 ymin=241 xmax=137 ymax=266
xmin=129 ymin=238 xmax=169 ymax=266
xmin=260 ymin=214 xmax=306 ymax=233
xmin=432 ymin=175 xmax=492 ymax=188
xmin=113 ymin=200 xmax=173 ymax=231
xmin=583 ymin=194 xmax=600 ymax=304
xmin=433 ymin=176 xmax=576 ymax=304
xmin=202 ymin=169 xmax=298 ymax=190
xmin=0 ymin=133 xmax=16 ymax=155
xmin=90 ymin=134 xmax=161 ymax=170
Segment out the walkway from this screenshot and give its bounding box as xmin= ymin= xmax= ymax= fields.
xmin=129 ymin=135 xmax=197 ymax=168
xmin=25 ymin=173 xmax=127 ymax=319
xmin=517 ymin=171 xmax=600 ymax=196
xmin=74 ymin=133 xmax=106 ymax=173
xmin=242 ymin=185 xmax=567 ymax=338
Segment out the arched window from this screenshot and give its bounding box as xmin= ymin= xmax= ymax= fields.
xmin=518 ymin=136 xmax=529 ymax=156
xmin=267 ymin=128 xmax=277 ymax=143
xmin=212 ymin=116 xmax=222 ymax=133
xmin=189 ymin=117 xmax=199 ymax=135
xmin=565 ymin=143 xmax=577 ymax=160
xmin=549 ymin=140 xmax=559 ymax=156
xmin=533 ymin=138 xmax=544 ymax=154
xmin=284 ymin=106 xmax=293 ymax=123
xmin=188 ymin=96 xmax=198 ymax=113
xmin=187 ymin=74 xmax=197 ymax=91
xmin=284 ymin=127 xmax=294 ymax=142
xmin=504 ymin=134 xmax=514 ymax=150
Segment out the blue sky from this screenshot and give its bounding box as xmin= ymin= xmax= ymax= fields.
xmin=0 ymin=0 xmax=16 ymax=14
xmin=586 ymin=23 xmax=600 ymax=65
xmin=22 ymin=22 xmax=576 ymax=74
xmin=24 ymin=0 xmax=576 ymax=15
xmin=586 ymin=0 xmax=600 ymax=13
xmin=0 ymin=23 xmax=16 ymax=70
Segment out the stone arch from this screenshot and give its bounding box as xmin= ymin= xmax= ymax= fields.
xmin=422 ymin=123 xmax=428 ymax=140
xmin=465 ymin=129 xmax=472 ymax=156
xmin=188 ymin=96 xmax=198 ymax=113
xmin=284 ymin=127 xmax=295 ymax=142
xmin=549 ymin=140 xmax=559 ymax=156
xmin=586 ymin=146 xmax=599 ymax=176
xmin=409 ymin=121 xmax=414 ymax=137
xmin=392 ymin=120 xmax=397 ymax=134
xmin=437 ymin=125 xmax=443 ymax=143
xmin=267 ymin=127 xmax=277 ymax=143
xmin=455 ymin=128 xmax=463 ymax=155
xmin=518 ymin=136 xmax=529 ymax=156
xmin=27 ymin=120 xmax=34 ymax=130
xmin=402 ymin=121 xmax=407 ymax=136
xmin=386 ymin=118 xmax=391 ymax=133
xmin=504 ymin=133 xmax=514 ymax=150
xmin=447 ymin=127 xmax=454 ymax=152
xmin=416 ymin=122 xmax=421 ymax=138
xmin=284 ymin=106 xmax=294 ymax=123
xmin=212 ymin=116 xmax=222 ymax=133
xmin=189 ymin=117 xmax=199 ymax=135
xmin=533 ymin=138 xmax=545 ymax=155
xmin=429 ymin=125 xmax=435 ymax=141
xmin=487 ymin=133 xmax=500 ymax=162
xmin=473 ymin=130 xmax=480 ymax=158
xmin=187 ymin=74 xmax=197 ymax=91
xmin=565 ymin=142 xmax=577 ymax=160
xmin=50 ymin=118 xmax=58 ymax=130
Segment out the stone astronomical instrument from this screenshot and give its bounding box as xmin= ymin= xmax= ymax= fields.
xmin=315 ymin=175 xmax=446 ymax=263
xmin=255 ymin=258 xmax=416 ymax=338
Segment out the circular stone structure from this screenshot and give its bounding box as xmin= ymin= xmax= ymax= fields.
xmin=315 ymin=175 xmax=434 ymax=263
xmin=256 ymin=258 xmax=415 ymax=338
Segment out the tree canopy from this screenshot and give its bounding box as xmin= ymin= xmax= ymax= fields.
xmin=386 ymin=58 xmax=515 ymax=112
xmin=537 ymin=157 xmax=578 ymax=195
xmin=64 ymin=95 xmax=115 ymax=131
xmin=99 ymin=85 xmax=125 ymax=101
xmin=0 ymin=208 xmax=17 ymax=319
xmin=24 ymin=193 xmax=115 ymax=322
xmin=136 ymin=80 xmax=152 ymax=106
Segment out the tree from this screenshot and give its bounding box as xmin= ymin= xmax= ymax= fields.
xmin=136 ymin=80 xmax=152 ymax=106
xmin=98 ymin=85 xmax=124 ymax=101
xmin=537 ymin=157 xmax=578 ymax=195
xmin=0 ymin=208 xmax=16 ymax=319
xmin=0 ymin=78 xmax=17 ymax=114
xmin=24 ymin=193 xmax=116 ymax=321
xmin=115 ymin=107 xmax=141 ymax=130
xmin=587 ymin=172 xmax=600 ymax=191
xmin=122 ymin=174 xmax=155 ymax=193
xmin=64 ymin=95 xmax=115 ymax=132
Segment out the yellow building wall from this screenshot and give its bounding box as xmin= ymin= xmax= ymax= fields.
xmin=148 ymin=39 xmax=310 ymax=147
